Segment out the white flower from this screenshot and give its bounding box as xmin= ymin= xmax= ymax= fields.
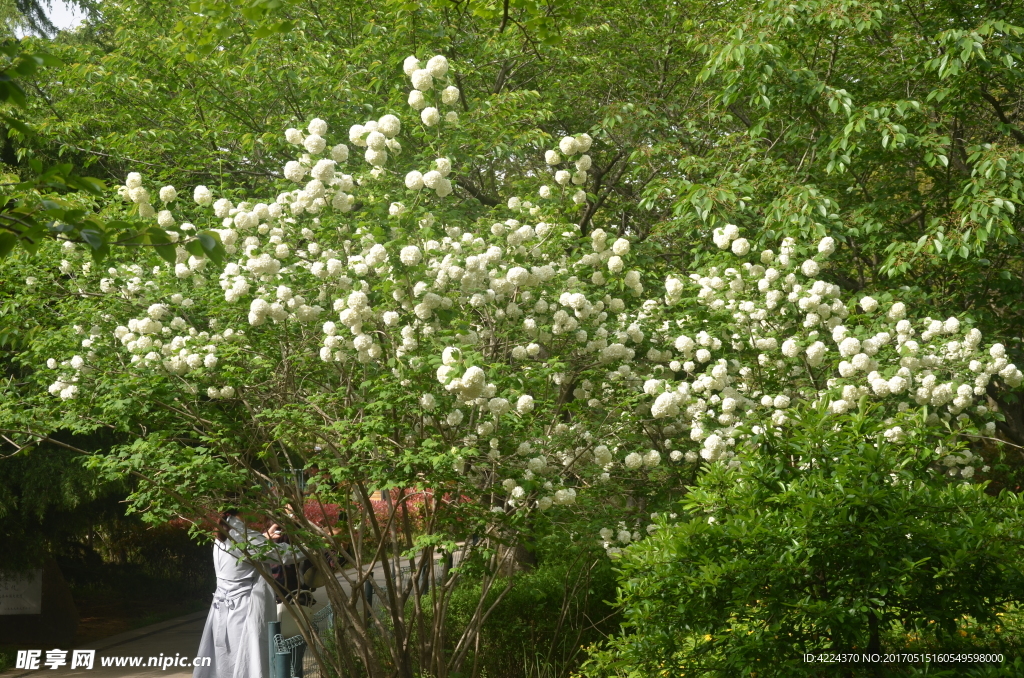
xmin=817 ymin=236 xmax=836 ymax=256
xmin=159 ymin=185 xmax=177 ymax=202
xmin=624 ymin=452 xmax=643 ymax=469
xmin=365 ymin=148 xmax=388 ymax=166
xmin=126 ymin=172 xmax=142 ymax=188
xmin=400 ymin=245 xmax=422 ymax=265
xmin=366 ymin=130 xmax=387 ymax=150
xmin=411 ymin=69 xmax=434 ymax=91
xmin=517 ymin=394 xmax=534 ymax=414
xmin=349 ymin=124 xmax=367 ymax=146
xmin=435 ymin=178 xmax=453 ymax=198
xmin=838 ymin=337 xmax=861 ymax=358
xmin=555 ymin=170 xmax=571 ymax=186
xmin=644 ymin=450 xmax=661 ymax=467
xmin=731 ymin=238 xmax=750 ymax=256
xmin=303 ymin=134 xmax=326 ymax=155
xmin=284 ymin=161 xmax=307 ymax=182
xmin=943 ymin=317 xmax=960 ymax=334
xmin=651 ymin=392 xmax=679 ymax=418
xmin=310 ymin=159 xmax=336 ymax=183
xmin=559 ymin=136 xmax=579 ymax=155
xmin=801 ymin=260 xmax=820 ymax=277
xmin=539 ymin=185 xmax=552 ymax=198
xmin=389 ymin=202 xmax=406 ymax=217
xmin=805 ymin=341 xmax=827 ymax=366
xmin=401 ymin=170 xmax=425 ymax=191
xmin=545 ymin=150 xmax=561 ymax=165
xmin=331 ymin=144 xmax=349 ymax=162
xmin=612 ymin=238 xmax=630 ymax=256
xmin=674 ymin=335 xmax=695 ymax=352
xmin=572 ymin=190 xmax=587 ymax=205
xmin=888 ymin=302 xmax=907 ymax=320
xmin=285 ymin=128 xmax=304 ymax=145
xmin=702 ymin=434 xmax=724 ymax=460
xmin=421 ymin=107 xmax=440 ymax=126
xmin=884 ymin=426 xmax=906 ymax=444
xmin=575 ymin=155 xmax=592 ymax=171
xmin=408 ymin=90 xmax=426 ymax=110
xmin=607 ymin=255 xmax=624 ymax=273
xmin=575 ymin=133 xmax=593 ymax=152
xmin=507 ymin=267 xmax=530 ymax=286
xmin=445 ymin=111 xmax=458 ymax=123
xmin=129 ymin=186 xmax=150 ymax=204
xmin=426 ymin=54 xmax=449 ymax=77
xmin=378 ymin=114 xmax=401 ymax=138
xmin=830 ymin=399 xmax=850 ymax=414
xmin=423 ymin=170 xmax=442 ymax=189
xmin=403 ymin=55 xmax=420 ymax=76
xmin=441 ymin=86 xmax=460 ymax=105
xmin=308 ymin=118 xmax=328 ymax=136
xmin=860 ymin=296 xmax=878 ymax=313
xmin=157 ymin=210 xmax=174 ymax=227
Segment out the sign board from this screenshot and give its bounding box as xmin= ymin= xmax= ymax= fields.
xmin=0 ymin=570 xmax=43 ymax=615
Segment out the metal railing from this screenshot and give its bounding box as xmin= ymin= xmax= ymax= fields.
xmin=269 ymin=603 xmax=336 ymax=678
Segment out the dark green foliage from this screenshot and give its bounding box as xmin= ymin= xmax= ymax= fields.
xmin=444 ymin=536 xmax=619 ymax=678
xmin=0 ymin=440 xmax=123 ymax=571
xmin=585 ymin=404 xmax=1024 ymax=677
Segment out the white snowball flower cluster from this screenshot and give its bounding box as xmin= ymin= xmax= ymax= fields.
xmin=46 ymin=54 xmax=1023 ymax=567
xmin=411 ymin=158 xmax=453 ymax=198
xmin=542 ymin=133 xmax=593 ymax=196
xmin=634 ymin=230 xmax=1020 ymax=482
xmin=712 ymin=224 xmax=740 ymax=249
xmin=404 ymin=54 xmax=458 ymax=125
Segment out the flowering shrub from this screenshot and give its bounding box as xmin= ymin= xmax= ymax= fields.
xmin=302 ymin=500 xmax=340 ymax=528
xmin=25 ymin=54 xmax=1022 ymax=675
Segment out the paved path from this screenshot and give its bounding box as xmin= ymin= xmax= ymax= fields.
xmin=3 ymin=548 xmax=467 ymax=678
xmin=1 ymin=610 xmax=207 ymax=678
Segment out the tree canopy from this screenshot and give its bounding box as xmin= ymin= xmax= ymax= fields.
xmin=3 ymin=1 xmax=1024 ymax=676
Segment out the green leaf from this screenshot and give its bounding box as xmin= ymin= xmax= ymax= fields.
xmin=0 ymin=232 xmax=17 ymax=257
xmin=80 ymin=229 xmax=105 ymax=250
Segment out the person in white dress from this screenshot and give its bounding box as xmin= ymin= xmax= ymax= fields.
xmin=194 ymin=511 xmax=302 ymax=678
